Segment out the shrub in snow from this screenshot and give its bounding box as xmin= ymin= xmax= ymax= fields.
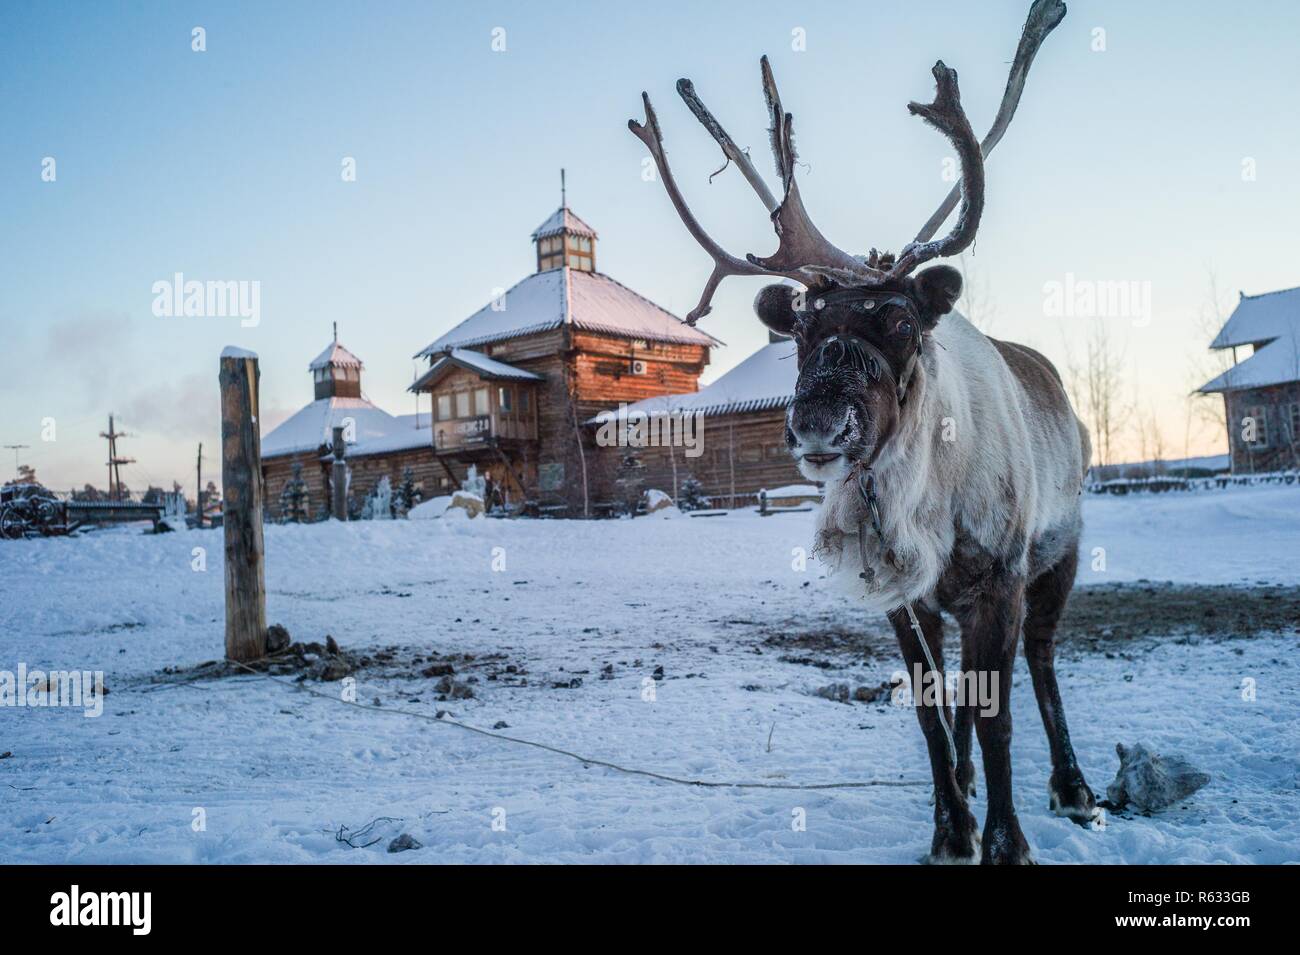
xmin=678 ymin=475 xmax=708 ymax=512
xmin=394 ymin=466 xmax=422 ymax=518
xmin=279 ymin=463 xmax=310 ymax=523
xmin=1106 ymin=742 xmax=1210 ymax=812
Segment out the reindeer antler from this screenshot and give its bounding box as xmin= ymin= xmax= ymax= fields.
xmin=629 ymin=93 xmax=805 ymax=325
xmin=629 ymin=0 xmax=1066 ymax=323
xmin=746 ymin=57 xmax=888 ymax=285
xmin=911 ymin=0 xmax=1067 ymax=245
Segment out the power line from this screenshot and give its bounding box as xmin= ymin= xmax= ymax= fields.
xmin=99 ymin=414 xmax=135 ymax=501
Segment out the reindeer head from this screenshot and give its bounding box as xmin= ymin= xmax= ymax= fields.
xmin=756 ymin=262 xmax=963 ymax=481
xmin=628 ymin=0 xmax=1065 ymax=481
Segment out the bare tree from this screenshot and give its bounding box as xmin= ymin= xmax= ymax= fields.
xmin=1064 ymin=320 xmax=1129 ymax=468
xmin=1188 ymin=268 xmax=1234 ymax=438
xmin=1131 ymin=394 xmax=1167 ymax=475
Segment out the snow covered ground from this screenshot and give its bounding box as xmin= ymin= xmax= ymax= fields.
xmin=1 ymin=484 xmax=1297 ymax=864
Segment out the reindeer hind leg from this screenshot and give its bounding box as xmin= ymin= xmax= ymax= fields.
xmin=1023 ymin=548 xmax=1098 ymax=826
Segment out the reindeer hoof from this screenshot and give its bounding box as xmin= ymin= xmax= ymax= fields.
xmin=922 ymin=812 xmax=980 ymax=864
xmin=1049 ymin=770 xmax=1099 ymax=828
xmin=980 ymin=819 xmax=1034 ymax=865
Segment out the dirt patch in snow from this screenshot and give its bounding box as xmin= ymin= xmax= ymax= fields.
xmin=1058 ymin=583 xmax=1300 ymax=650
xmin=754 ymin=585 xmax=1300 ymax=668
xmin=138 ymin=635 xmax=520 ymax=701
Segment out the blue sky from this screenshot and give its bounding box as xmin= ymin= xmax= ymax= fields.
xmin=3 ymin=0 xmax=1299 ymax=489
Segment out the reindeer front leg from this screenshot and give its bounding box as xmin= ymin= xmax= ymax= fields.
xmin=888 ymin=604 xmax=979 ymax=863
xmin=960 ymin=570 xmax=1032 ymax=864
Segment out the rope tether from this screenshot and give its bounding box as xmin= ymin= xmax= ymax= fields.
xmin=226 ymin=659 xmax=927 ymax=792
xmin=854 ymin=466 xmax=959 ymax=769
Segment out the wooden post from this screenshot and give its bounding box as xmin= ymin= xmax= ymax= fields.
xmin=331 ymin=426 xmax=349 ymax=521
xmin=195 ymin=442 xmax=204 ymax=528
xmin=219 ymin=348 xmax=267 ymax=662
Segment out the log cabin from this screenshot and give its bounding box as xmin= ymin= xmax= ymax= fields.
xmin=587 ymin=330 xmax=806 ymax=508
xmin=408 ymin=205 xmax=722 ymax=511
xmin=1198 ymin=286 xmax=1300 ymax=473
xmin=260 ymin=332 xmax=434 ymax=519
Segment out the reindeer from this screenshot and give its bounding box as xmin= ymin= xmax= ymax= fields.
xmin=630 ymin=1 xmax=1096 ymax=863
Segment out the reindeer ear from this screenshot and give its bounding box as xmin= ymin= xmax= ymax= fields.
xmin=912 ymin=265 xmax=962 ymax=328
xmin=753 ymin=284 xmax=800 ymax=337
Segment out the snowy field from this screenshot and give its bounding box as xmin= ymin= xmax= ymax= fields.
xmin=1 ymin=484 xmax=1297 ymax=864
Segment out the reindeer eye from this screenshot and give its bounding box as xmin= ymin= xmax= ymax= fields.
xmin=894 ymin=319 xmax=915 ymax=339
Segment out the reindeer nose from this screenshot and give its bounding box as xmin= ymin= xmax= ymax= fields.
xmin=788 ymin=406 xmax=852 ymax=461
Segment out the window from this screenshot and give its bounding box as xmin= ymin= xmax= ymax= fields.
xmin=520 ymin=390 xmax=531 ymax=413
xmin=498 ymin=386 xmax=512 ymax=413
xmin=1243 ymin=406 xmax=1269 ymax=448
xmin=455 ymin=391 xmax=470 ymax=418
xmin=437 ymin=394 xmax=451 ymax=420
xmin=1290 ymin=402 xmax=1300 ymax=444
xmin=475 ymin=387 xmax=490 ymax=416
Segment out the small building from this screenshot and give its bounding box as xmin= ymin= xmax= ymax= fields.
xmin=1198 ymin=286 xmax=1300 ymax=473
xmin=593 ymin=333 xmax=803 ymax=507
xmin=409 ymin=205 xmax=719 ymax=510
xmin=260 ymin=332 xmax=433 ymax=518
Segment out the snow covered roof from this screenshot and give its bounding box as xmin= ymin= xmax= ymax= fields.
xmin=1210 ymin=286 xmax=1300 ymax=349
xmin=343 ymin=415 xmax=432 ymax=458
xmin=591 ymin=339 xmax=797 ymax=421
xmin=308 ymin=340 xmax=364 ymax=371
xmin=413 ymin=267 xmax=718 ymax=356
xmin=1198 ymin=329 xmax=1300 ymax=393
xmin=409 ymin=349 xmax=544 ymax=392
xmin=261 ymin=397 xmax=417 ymax=458
xmin=531 ymin=206 xmax=597 ymax=241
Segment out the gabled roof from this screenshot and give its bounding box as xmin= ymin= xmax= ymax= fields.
xmin=409 ymin=348 xmax=544 ymax=393
xmin=308 ymin=340 xmax=363 ymax=371
xmin=1210 ymin=286 xmax=1300 ymax=349
xmin=1198 ymin=330 xmax=1300 ymax=393
xmin=532 ymin=206 xmax=597 ymax=241
xmin=413 ymin=267 xmax=719 ymax=356
xmin=590 ymin=339 xmax=797 ymax=422
xmin=342 ymin=413 xmax=432 ymax=458
xmin=261 ymin=397 xmax=398 ymax=457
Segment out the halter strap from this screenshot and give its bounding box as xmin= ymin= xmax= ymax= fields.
xmin=805 ymin=289 xmax=924 ymax=406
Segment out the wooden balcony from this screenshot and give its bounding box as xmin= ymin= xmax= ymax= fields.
xmin=433 ymin=412 xmax=536 ymax=453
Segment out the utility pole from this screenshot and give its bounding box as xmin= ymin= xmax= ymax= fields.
xmin=196 ymin=442 xmax=204 ymax=528
xmin=100 ymin=415 xmax=135 ymax=501
xmin=2 ymin=444 xmax=29 ymax=481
